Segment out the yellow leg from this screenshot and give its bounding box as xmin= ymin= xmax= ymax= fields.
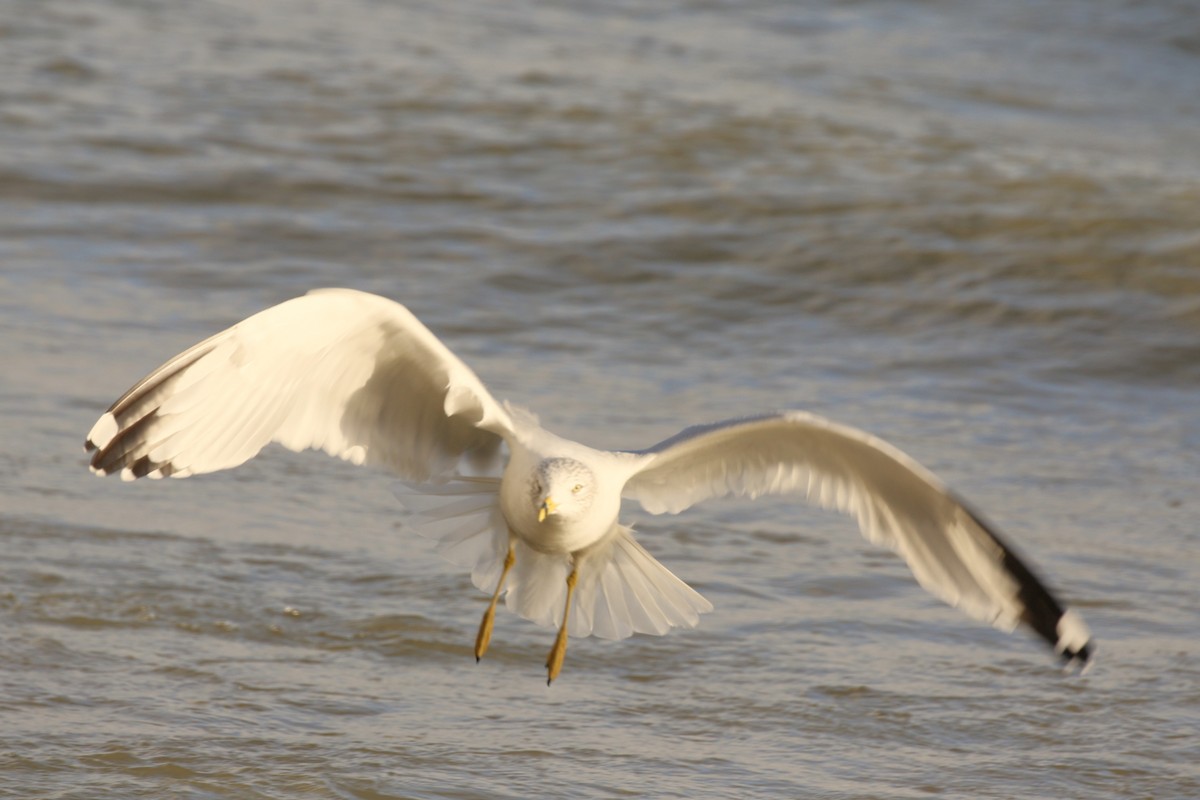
xmin=545 ymin=565 xmax=579 ymax=685
xmin=474 ymin=542 xmax=515 ymax=662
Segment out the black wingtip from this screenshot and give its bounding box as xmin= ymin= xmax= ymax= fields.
xmin=959 ymin=501 xmax=1095 ymax=671
xmin=1057 ymin=636 xmax=1095 ymax=674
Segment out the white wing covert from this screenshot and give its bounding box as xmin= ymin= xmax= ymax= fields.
xmin=623 ymin=412 xmax=1093 ymax=667
xmin=85 ymin=288 xmax=513 ymax=482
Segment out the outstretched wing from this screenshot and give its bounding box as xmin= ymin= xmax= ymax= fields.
xmin=85 ymin=288 xmax=513 ymax=482
xmin=623 ymin=412 xmax=1093 ymax=668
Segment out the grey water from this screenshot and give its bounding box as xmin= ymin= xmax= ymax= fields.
xmin=2 ymin=0 xmax=1199 ymax=797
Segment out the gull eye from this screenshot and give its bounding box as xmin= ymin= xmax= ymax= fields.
xmin=572 ymin=483 xmax=583 ymax=494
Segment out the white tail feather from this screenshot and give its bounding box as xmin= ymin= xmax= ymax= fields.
xmin=514 ymin=524 xmax=713 ymax=640
xmin=397 ymin=480 xmax=712 ymax=641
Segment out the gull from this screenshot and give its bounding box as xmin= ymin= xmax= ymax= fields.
xmin=85 ymin=288 xmax=1094 ymax=682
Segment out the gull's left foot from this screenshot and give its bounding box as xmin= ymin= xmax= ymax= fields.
xmin=475 ymin=605 xmax=497 ymax=663
xmin=545 ymin=623 xmax=569 ymax=685
xmin=545 ymin=565 xmax=579 ymax=685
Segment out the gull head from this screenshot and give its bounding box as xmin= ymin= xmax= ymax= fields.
xmin=530 ymin=457 xmax=595 ymax=524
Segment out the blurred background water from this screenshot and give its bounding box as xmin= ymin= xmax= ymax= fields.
xmin=2 ymin=0 xmax=1198 ymax=797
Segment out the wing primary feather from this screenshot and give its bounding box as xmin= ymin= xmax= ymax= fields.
xmin=89 ymin=408 xmax=162 ymax=475
xmin=103 ymin=336 xmax=222 ymax=421
xmin=957 ymin=498 xmax=1093 ymax=665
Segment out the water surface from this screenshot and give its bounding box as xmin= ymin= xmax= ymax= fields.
xmin=2 ymin=1 xmax=1198 ymax=797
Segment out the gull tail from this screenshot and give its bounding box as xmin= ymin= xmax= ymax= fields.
xmin=514 ymin=524 xmax=713 ymax=641
xmin=396 ymin=482 xmax=711 ymax=641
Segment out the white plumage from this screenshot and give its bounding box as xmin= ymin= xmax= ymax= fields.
xmin=86 ymin=288 xmax=1094 ymax=681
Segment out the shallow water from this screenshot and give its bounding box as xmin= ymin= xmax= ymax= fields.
xmin=2 ymin=0 xmax=1199 ymax=797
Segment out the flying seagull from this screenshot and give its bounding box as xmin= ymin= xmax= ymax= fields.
xmin=85 ymin=288 xmax=1094 ymax=682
